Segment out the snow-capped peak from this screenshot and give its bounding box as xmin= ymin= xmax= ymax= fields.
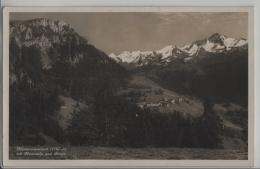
xmin=222 ymin=37 xmax=247 ymax=50
xmin=207 ymin=33 xmax=247 ymax=51
xmin=202 ymin=40 xmax=225 ymax=52
xmin=108 ymin=46 xmax=174 ymax=65
xmin=109 ymin=33 xmax=247 ymax=66
xmin=110 ymin=50 xmax=155 ymax=64
xmin=180 ymin=33 xmax=247 ymax=55
xmin=116 ymin=51 xmax=138 ymax=63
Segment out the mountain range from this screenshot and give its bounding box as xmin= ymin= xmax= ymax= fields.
xmin=109 ymin=33 xmax=247 ymax=67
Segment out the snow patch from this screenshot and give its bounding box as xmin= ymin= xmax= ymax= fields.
xmin=235 ymin=39 xmax=247 ymax=47
xmin=157 ymin=45 xmax=174 ymax=59
xmin=203 ymin=40 xmax=215 ymax=52
xmin=223 ymin=37 xmax=237 ymax=50
xmin=187 ymin=44 xmax=199 ymax=56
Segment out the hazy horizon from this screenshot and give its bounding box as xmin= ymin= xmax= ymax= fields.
xmin=10 ymin=12 xmax=248 ymax=55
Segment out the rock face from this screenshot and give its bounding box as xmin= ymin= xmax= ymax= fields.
xmin=10 ymin=18 xmax=127 ymax=89
xmin=10 ymin=18 xmax=113 ymax=69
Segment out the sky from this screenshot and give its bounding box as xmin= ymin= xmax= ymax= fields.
xmin=10 ymin=12 xmax=248 ymax=55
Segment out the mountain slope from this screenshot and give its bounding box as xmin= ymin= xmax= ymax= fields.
xmin=9 ymin=18 xmax=128 ymax=145
xmin=10 ymin=18 xmax=128 ymax=97
xmin=110 ymin=33 xmax=248 ymax=105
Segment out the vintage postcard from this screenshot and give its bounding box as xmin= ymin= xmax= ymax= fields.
xmin=2 ymin=7 xmax=254 ymax=167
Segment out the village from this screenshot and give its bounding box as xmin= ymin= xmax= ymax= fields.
xmin=137 ymin=96 xmax=189 ymax=109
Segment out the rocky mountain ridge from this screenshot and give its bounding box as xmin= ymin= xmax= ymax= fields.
xmin=109 ymin=33 xmax=247 ymax=67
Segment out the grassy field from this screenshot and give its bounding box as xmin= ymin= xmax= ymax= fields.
xmin=127 ymin=75 xmax=203 ymax=116
xmin=10 ymin=146 xmax=247 ymax=160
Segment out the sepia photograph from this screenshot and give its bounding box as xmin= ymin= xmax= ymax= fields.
xmin=2 ymin=6 xmax=255 ymax=167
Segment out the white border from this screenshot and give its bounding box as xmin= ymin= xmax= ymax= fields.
xmin=2 ymin=6 xmax=255 ymax=168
